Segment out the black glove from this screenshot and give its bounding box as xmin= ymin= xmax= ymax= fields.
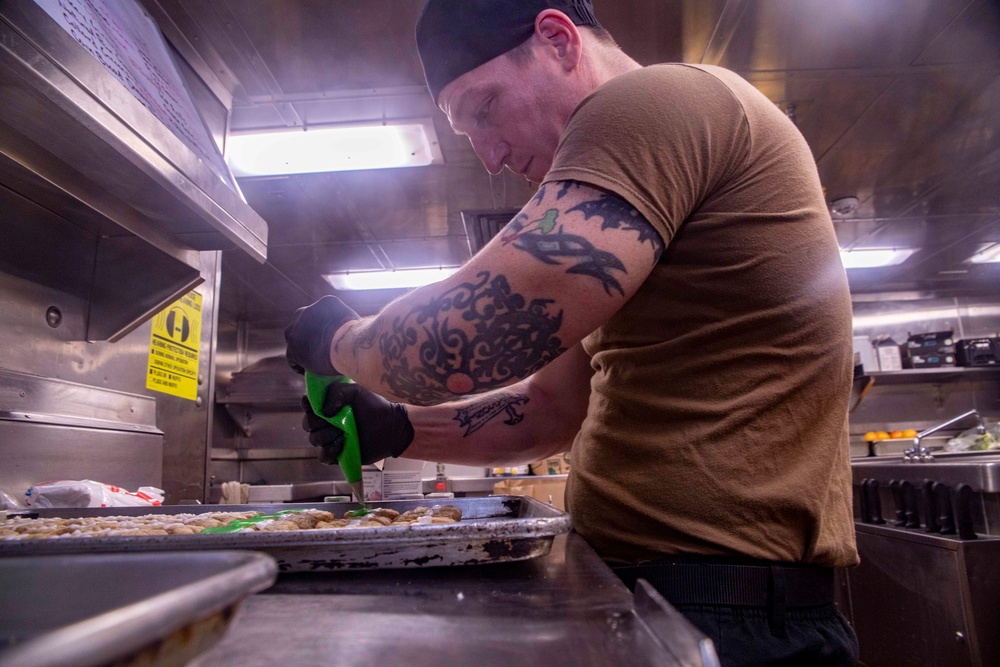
xmin=284 ymin=296 xmax=360 ymax=376
xmin=301 ymin=384 xmax=414 ymax=466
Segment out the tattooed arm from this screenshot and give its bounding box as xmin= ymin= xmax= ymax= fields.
xmin=332 ymin=180 xmax=663 ymax=405
xmin=401 ymin=343 xmax=593 ymax=466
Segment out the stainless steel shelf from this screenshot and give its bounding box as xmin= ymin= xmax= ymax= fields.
xmin=861 ymin=367 xmax=1000 ymax=385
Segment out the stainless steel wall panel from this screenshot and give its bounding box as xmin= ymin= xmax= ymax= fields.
xmin=236 ymin=459 xmax=340 ymax=487
xmin=0 ymin=249 xmax=222 ymax=504
xmin=0 ymin=369 xmax=157 ymax=430
xmin=0 ymin=421 xmax=162 ymax=500
xmin=157 ymin=251 xmax=223 ymax=504
xmin=0 ymin=181 xmax=98 ymax=300
xmin=958 ymin=296 xmax=1000 ymax=338
xmin=0 ymin=272 xmax=149 ymax=384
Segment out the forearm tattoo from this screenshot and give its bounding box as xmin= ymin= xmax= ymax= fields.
xmin=353 ymin=320 xmax=380 ymax=350
xmin=502 ymin=183 xmax=664 ymax=295
xmin=377 ymin=272 xmax=565 ymax=405
xmin=453 ymin=393 xmax=529 ymax=436
xmin=336 ymin=319 xmax=379 ymax=357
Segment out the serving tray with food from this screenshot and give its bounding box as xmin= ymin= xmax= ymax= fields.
xmin=0 ymin=496 xmax=570 ymax=572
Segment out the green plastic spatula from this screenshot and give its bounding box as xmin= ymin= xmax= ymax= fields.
xmin=304 ymin=372 xmax=366 ymax=513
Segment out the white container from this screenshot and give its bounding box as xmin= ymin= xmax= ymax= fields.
xmin=359 ymin=465 xmax=383 ymax=503
xmin=876 ymin=340 xmax=903 ymax=371
xmin=382 ymin=458 xmax=424 ymax=500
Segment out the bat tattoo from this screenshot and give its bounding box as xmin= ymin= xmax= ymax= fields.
xmin=501 ymin=188 xmax=664 ymax=296
xmin=453 ymin=393 xmax=530 ymax=436
xmin=377 ymin=272 xmax=566 ymax=405
xmin=567 ymin=194 xmax=664 ymax=259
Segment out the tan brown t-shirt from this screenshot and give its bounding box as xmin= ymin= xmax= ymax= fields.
xmin=544 ymin=64 xmax=859 ymax=568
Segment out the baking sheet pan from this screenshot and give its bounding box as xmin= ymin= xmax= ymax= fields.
xmin=0 ymin=550 xmax=277 ymax=667
xmin=0 ymin=496 xmax=571 ymax=572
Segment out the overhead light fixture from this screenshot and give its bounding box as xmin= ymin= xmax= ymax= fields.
xmin=226 ymin=119 xmax=440 ymax=177
xmin=324 ymin=267 xmax=459 ymax=291
xmin=968 ymin=242 xmax=1000 ymax=264
xmin=839 ymin=248 xmax=916 ymax=269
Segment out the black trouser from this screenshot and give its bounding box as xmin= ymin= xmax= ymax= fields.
xmin=612 ymin=557 xmax=859 ymax=667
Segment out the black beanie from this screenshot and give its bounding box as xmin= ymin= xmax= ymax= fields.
xmin=416 ymin=0 xmax=602 ymax=103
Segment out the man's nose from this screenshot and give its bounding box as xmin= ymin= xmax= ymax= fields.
xmin=471 ymin=136 xmax=509 ymax=175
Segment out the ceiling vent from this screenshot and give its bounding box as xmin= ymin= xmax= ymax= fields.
xmin=461 ymin=209 xmax=520 ymax=255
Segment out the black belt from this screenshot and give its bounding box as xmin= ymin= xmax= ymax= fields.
xmin=611 ymin=560 xmax=835 ymax=608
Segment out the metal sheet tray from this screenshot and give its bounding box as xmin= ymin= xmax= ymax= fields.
xmin=0 ymin=550 xmax=278 ymax=667
xmin=0 ymin=496 xmax=572 ymax=572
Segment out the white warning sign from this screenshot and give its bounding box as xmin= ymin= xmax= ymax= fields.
xmin=146 ymin=291 xmax=202 ymax=400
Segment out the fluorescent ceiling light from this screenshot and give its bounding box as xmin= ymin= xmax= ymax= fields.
xmin=968 ymin=243 xmax=1000 ymax=264
xmin=839 ymin=248 xmax=916 ymax=269
xmin=227 ymin=121 xmax=439 ymax=177
xmin=324 ymin=267 xmax=459 ymax=291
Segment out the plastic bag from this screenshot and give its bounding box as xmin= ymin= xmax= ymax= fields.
xmin=947 ymin=423 xmax=1000 ymax=452
xmin=0 ymin=490 xmax=25 ymax=510
xmin=24 ymin=480 xmax=164 ymax=508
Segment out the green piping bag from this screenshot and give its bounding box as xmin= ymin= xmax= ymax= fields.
xmin=305 ymin=372 xmax=366 ymax=512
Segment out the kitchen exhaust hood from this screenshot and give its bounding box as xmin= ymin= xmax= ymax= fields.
xmin=0 ymin=0 xmax=269 ymax=341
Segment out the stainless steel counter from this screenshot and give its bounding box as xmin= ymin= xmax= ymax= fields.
xmin=188 ymin=533 xmax=715 ymax=667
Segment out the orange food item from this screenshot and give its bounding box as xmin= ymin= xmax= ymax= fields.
xmin=903 ymin=429 xmax=919 ymax=438
xmin=864 ymin=432 xmax=878 ymax=442
xmin=876 ymin=431 xmax=891 ymax=441
xmin=890 ymin=430 xmax=904 ymax=439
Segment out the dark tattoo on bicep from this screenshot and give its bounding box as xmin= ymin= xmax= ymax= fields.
xmin=454 ymin=393 xmax=529 ymax=436
xmin=567 ymin=194 xmax=664 ymax=261
xmin=556 ymin=181 xmax=583 ymax=200
xmin=501 ymin=189 xmax=664 ymax=296
xmin=530 ymin=181 xmax=583 ymax=207
xmin=503 ymin=214 xmax=628 ymax=296
xmin=377 ymin=272 xmax=566 ymax=405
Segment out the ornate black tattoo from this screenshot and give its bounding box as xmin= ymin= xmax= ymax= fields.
xmin=454 ymin=393 xmax=529 ymax=436
xmin=567 ymin=194 xmax=664 ymax=261
xmin=377 ymin=272 xmax=565 ymax=405
xmin=501 ymin=190 xmax=664 ymax=296
xmin=501 ymin=210 xmax=629 ymax=296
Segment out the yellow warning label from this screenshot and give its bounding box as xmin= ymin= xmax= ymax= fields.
xmin=146 ymin=290 xmax=202 ymax=401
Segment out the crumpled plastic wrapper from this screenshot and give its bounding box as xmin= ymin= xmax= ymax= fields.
xmin=947 ymin=422 xmax=1000 ymax=452
xmin=24 ymin=480 xmax=164 ymax=508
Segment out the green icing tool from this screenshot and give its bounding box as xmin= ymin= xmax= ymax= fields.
xmin=305 ymin=372 xmax=367 ymax=514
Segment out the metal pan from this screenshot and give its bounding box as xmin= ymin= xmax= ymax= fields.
xmin=0 ymin=550 xmax=278 ymax=667
xmin=0 ymin=496 xmax=571 ymax=572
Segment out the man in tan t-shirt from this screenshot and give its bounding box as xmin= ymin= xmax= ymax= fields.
xmin=285 ymin=1 xmax=859 ymax=664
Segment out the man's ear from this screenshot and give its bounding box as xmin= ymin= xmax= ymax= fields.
xmin=534 ymin=9 xmax=583 ymax=70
